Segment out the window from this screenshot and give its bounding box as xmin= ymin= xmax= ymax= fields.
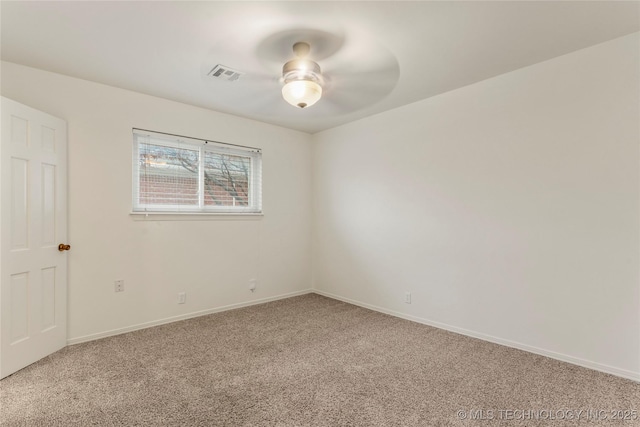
xmin=132 ymin=129 xmax=262 ymax=214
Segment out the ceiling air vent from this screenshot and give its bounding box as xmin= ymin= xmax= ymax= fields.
xmin=207 ymin=64 xmax=243 ymax=82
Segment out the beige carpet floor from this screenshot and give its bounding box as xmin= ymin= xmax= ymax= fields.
xmin=1 ymin=293 xmax=638 ymax=426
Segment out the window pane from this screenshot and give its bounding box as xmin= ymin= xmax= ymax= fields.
xmin=133 ymin=130 xmax=261 ymax=214
xmin=203 ymin=151 xmax=250 ymax=207
xmin=138 ymin=143 xmax=199 ymax=206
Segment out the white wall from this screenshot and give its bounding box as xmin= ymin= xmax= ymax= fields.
xmin=1 ymin=61 xmax=313 ymax=342
xmin=312 ymin=33 xmax=640 ymax=380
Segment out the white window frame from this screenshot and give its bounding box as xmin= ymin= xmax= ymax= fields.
xmin=132 ymin=129 xmax=262 ymax=215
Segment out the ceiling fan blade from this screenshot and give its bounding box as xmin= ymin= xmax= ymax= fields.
xmin=322 ymin=68 xmax=399 ymax=112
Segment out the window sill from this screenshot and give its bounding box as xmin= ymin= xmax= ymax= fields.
xmin=130 ymin=212 xmax=263 ymax=221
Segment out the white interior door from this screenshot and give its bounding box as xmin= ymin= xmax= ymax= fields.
xmin=1 ymin=97 xmax=68 ymax=379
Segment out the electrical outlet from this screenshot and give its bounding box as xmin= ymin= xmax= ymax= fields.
xmin=114 ymin=280 xmax=124 ymax=293
xmin=249 ymin=279 xmax=257 ymax=292
xmin=404 ymin=292 xmax=411 ymax=304
xmin=178 ymin=292 xmax=186 ymax=304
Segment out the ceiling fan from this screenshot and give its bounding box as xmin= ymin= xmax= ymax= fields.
xmin=267 ymin=30 xmax=400 ymax=113
xmin=203 ymin=28 xmax=400 ymax=115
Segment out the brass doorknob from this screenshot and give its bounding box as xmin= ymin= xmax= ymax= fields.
xmin=58 ymin=244 xmax=71 ymax=252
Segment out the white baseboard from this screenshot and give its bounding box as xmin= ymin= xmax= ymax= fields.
xmin=67 ymin=289 xmax=314 ymax=346
xmin=312 ymin=290 xmax=640 ymax=383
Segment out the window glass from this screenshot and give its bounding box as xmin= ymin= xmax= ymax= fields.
xmin=133 ymin=130 xmax=261 ymax=214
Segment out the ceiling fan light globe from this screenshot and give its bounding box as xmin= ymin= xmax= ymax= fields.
xmin=282 ymin=80 xmax=322 ymax=108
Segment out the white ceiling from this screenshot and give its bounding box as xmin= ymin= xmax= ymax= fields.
xmin=2 ymin=1 xmax=639 ymax=134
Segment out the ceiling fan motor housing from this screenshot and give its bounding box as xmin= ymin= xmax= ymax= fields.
xmin=282 ymin=58 xmax=322 ymax=82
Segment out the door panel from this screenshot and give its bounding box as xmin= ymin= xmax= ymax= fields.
xmin=41 ymin=266 xmax=57 ymax=332
xmin=1 ymin=97 xmax=68 ymax=379
xmin=10 ymin=158 xmax=29 ymax=250
xmin=42 ymin=163 xmax=56 ymax=246
xmin=9 ymin=272 xmax=29 ymax=343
